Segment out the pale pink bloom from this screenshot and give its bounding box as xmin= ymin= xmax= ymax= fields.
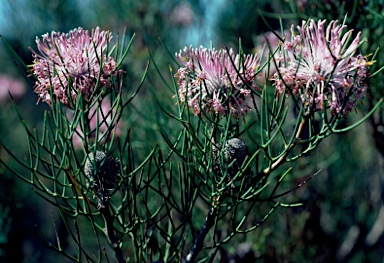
xmin=271 ymin=19 xmax=368 ymax=116
xmin=170 ymin=2 xmax=194 ymax=26
xmin=71 ymin=99 xmax=122 ymax=149
xmin=30 ymin=27 xmax=120 ymax=107
xmin=0 ymin=74 xmax=26 ymax=102
xmin=175 ymin=46 xmax=260 ymax=118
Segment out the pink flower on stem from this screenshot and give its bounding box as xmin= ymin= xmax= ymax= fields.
xmin=175 ymin=46 xmax=260 ymax=118
xmin=270 ymin=19 xmax=369 ymax=116
xmin=30 ymin=27 xmax=120 ymax=107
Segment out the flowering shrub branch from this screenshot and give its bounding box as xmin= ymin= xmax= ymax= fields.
xmin=0 ymin=17 xmax=383 ymax=263
xmin=1 ymin=28 xmax=164 ymax=262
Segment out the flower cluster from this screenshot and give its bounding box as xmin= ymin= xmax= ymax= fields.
xmin=271 ymin=19 xmax=369 ymax=116
xmin=175 ymin=46 xmax=260 ymax=118
xmin=30 ymin=27 xmax=120 ymax=106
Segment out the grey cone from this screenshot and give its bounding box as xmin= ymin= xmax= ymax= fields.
xmin=84 ymin=151 xmax=121 ymax=191
xmin=213 ymin=138 xmax=252 ymax=181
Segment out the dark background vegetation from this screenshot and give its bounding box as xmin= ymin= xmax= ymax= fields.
xmin=0 ymin=0 xmax=383 ymax=262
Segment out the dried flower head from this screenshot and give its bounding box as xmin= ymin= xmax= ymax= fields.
xmin=84 ymin=151 xmax=121 ymax=193
xmin=271 ymin=19 xmax=369 ymax=116
xmin=175 ymin=46 xmax=260 ymax=118
xmin=30 ymin=27 xmax=120 ymax=106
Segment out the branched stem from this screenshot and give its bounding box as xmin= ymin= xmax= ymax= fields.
xmin=184 ymin=206 xmax=217 ymax=263
xmin=99 ymin=198 xmax=125 ymax=263
xmin=264 ymin=117 xmax=306 ymax=174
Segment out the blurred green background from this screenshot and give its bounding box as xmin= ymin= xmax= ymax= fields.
xmin=0 ymin=0 xmax=384 ymax=262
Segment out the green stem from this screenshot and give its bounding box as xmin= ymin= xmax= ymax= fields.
xmin=263 ymin=117 xmax=306 ymax=174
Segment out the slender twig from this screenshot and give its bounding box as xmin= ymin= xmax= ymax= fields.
xmin=263 ymin=117 xmax=307 ymax=174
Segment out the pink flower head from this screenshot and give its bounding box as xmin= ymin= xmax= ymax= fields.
xmin=30 ymin=27 xmax=120 ymax=107
xmin=175 ymin=46 xmax=260 ymax=118
xmin=170 ymin=2 xmax=194 ymax=26
xmin=71 ymin=98 xmax=122 ymax=149
xmin=271 ymin=19 xmax=369 ymax=116
xmin=0 ymin=74 xmax=26 ymax=103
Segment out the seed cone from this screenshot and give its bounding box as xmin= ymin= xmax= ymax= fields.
xmin=84 ymin=151 xmax=121 ymax=193
xmin=213 ymin=138 xmax=252 ymax=186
